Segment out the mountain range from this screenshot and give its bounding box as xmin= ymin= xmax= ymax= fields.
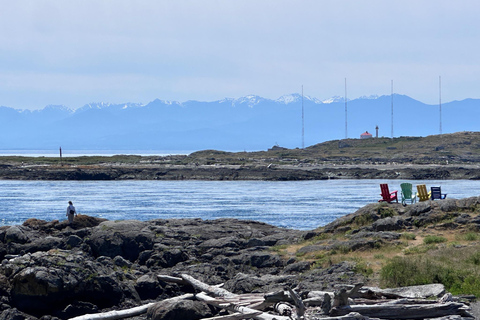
xmin=0 ymin=94 xmax=478 ymax=152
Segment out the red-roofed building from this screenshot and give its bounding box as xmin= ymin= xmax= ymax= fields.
xmin=360 ymin=131 xmax=373 ymax=139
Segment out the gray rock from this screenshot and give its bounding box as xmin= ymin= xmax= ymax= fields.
xmin=114 ymin=255 xmax=132 ymax=268
xmin=87 ymin=220 xmax=154 ymax=261
xmin=4 ymin=226 xmax=29 ymax=244
xmin=363 ymin=283 xmax=446 ymax=299
xmin=0 ymin=307 xmax=37 ymax=320
xmin=372 ymin=216 xmax=407 ymax=231
xmin=65 ymin=235 xmax=83 ymax=248
xmin=135 ymin=274 xmax=163 ymax=300
xmin=147 ymin=299 xmax=213 ymax=320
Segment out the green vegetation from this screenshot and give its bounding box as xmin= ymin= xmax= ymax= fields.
xmin=2 ymin=132 xmax=480 ymax=167
xmin=459 ymin=232 xmax=480 ymax=241
xmin=377 ymin=204 xmax=397 ymax=218
xmin=423 ymin=235 xmax=448 ymax=245
xmin=401 ymin=232 xmax=416 ymax=240
xmin=381 ymin=246 xmax=480 ymax=296
xmin=404 ymin=244 xmax=438 ymax=255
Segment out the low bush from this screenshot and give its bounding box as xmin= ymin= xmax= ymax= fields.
xmin=381 ymin=246 xmax=480 ymax=297
xmin=423 ymin=235 xmax=447 ymax=245
xmin=401 ymin=232 xmax=416 ymax=240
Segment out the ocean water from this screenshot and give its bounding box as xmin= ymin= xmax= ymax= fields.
xmin=0 ymin=179 xmax=478 ymax=230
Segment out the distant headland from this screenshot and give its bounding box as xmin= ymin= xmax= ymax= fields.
xmin=1 ymin=132 xmax=480 ymax=180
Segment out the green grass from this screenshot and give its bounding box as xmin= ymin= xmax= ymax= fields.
xmin=423 ymin=235 xmax=447 ymax=245
xmin=460 ymin=232 xmax=480 ymax=241
xmin=381 ymin=246 xmax=480 ymax=297
xmin=401 ymin=232 xmax=416 ymax=241
xmin=404 ymin=244 xmax=438 ymax=255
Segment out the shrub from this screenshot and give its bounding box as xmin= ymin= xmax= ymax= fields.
xmin=463 ymin=232 xmax=479 ymax=241
xmin=380 ymin=249 xmax=480 ymax=297
xmin=423 ymin=235 xmax=447 ymax=245
xmin=378 ymin=207 xmax=396 ymax=219
xmin=353 ymin=213 xmax=375 ymax=228
xmin=401 ymin=232 xmax=416 ymax=240
xmin=404 ymin=244 xmax=437 ymax=255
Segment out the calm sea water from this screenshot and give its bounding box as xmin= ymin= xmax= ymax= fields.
xmin=1 ymin=180 xmax=479 ymax=230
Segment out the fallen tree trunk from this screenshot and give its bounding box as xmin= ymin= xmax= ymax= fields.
xmin=196 ymin=292 xmax=292 ymax=320
xmin=200 ymin=311 xmax=263 ymax=320
xmin=330 ymin=301 xmax=473 ymax=319
xmin=181 ymin=274 xmax=236 ymax=298
xmin=157 ymin=274 xmax=188 ymax=285
xmin=68 ymin=293 xmax=194 ymax=320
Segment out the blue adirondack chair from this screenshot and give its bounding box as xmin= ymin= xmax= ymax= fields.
xmin=431 ymin=187 xmax=447 ymax=200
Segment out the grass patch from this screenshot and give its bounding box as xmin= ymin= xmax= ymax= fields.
xmin=460 ymin=232 xmax=480 ymax=241
xmin=423 ymin=235 xmax=447 ymax=245
xmin=352 ymin=257 xmax=374 ymax=277
xmin=352 ymin=213 xmax=375 ymax=228
xmin=381 ymin=245 xmax=480 ymax=296
xmin=404 ymin=244 xmax=438 ymax=255
xmin=401 ymin=232 xmax=416 ymax=241
xmin=377 ymin=206 xmax=397 ymax=219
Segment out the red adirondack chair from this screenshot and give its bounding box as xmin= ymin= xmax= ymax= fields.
xmin=379 ymin=184 xmax=398 ymax=203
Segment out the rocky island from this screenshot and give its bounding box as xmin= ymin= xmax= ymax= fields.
xmin=1 ymin=195 xmax=480 ymax=319
xmin=1 ymin=132 xmax=480 ymax=181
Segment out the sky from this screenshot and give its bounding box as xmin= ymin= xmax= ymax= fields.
xmin=1 ymin=0 xmax=479 ymax=110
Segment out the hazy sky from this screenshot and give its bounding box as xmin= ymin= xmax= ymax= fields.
xmin=1 ymin=1 xmax=479 ymax=109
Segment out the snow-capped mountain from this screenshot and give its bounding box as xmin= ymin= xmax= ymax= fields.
xmin=276 ymin=93 xmax=323 ymax=105
xmin=0 ymin=94 xmax=477 ymax=152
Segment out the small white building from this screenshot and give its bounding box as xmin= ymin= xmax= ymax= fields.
xmin=360 ymin=131 xmax=373 ymax=139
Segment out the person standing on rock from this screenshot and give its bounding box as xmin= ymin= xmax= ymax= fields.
xmin=66 ymin=201 xmax=77 ymax=224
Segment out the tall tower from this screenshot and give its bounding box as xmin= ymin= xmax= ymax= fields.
xmin=391 ymin=80 xmax=394 ymax=138
xmin=376 ymin=125 xmax=379 ymax=138
xmin=301 ymin=85 xmax=304 ymax=149
xmin=439 ymin=76 xmax=442 ymax=135
xmin=345 ymin=78 xmax=348 ymax=139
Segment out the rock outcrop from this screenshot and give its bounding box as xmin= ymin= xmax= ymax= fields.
xmin=1 ymin=196 xmax=480 ymax=319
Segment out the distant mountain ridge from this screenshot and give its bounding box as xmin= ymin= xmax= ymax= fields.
xmin=0 ymin=94 xmax=479 ymax=152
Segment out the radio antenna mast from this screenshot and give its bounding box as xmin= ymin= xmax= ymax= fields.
xmin=439 ymin=76 xmax=442 ymax=134
xmin=302 ymin=85 xmax=304 ymax=149
xmin=345 ymin=78 xmax=348 ymax=139
xmin=391 ymin=80 xmax=394 ymax=138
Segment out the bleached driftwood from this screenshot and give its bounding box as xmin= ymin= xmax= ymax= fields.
xmin=310 ymin=312 xmax=375 ymax=320
xmin=287 ymin=287 xmax=305 ymax=318
xmin=68 ymin=293 xmax=194 ymax=320
xmin=181 ymin=273 xmax=237 ymax=298
xmin=273 ymin=302 xmax=293 ymax=316
xmin=157 ymin=274 xmax=188 ymax=285
xmin=330 ymin=301 xmax=474 ymax=319
xmin=196 ymin=292 xmax=292 ymax=320
xmin=200 ymin=311 xmax=263 ymax=320
xmin=359 ymin=283 xmax=445 ymax=300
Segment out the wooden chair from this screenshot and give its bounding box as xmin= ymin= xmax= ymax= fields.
xmin=416 ymin=184 xmax=431 ymax=202
xmin=400 ymin=183 xmax=416 ymax=205
xmin=431 ymin=187 xmax=447 ymax=200
xmin=379 ymin=184 xmax=398 ymax=203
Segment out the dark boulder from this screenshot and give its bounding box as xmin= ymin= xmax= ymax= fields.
xmin=0 ymin=307 xmax=37 ymax=320
xmin=86 ymin=220 xmax=154 ymax=262
xmin=135 ymin=274 xmax=163 ymax=300
xmin=147 ymin=299 xmax=213 ymax=320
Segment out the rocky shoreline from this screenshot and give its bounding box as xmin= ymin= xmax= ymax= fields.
xmin=2 ymin=163 xmax=480 ymax=180
xmin=2 ymin=196 xmax=480 ymax=319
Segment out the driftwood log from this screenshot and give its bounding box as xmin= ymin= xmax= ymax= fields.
xmin=69 ymin=274 xmax=475 ymax=320
xmin=330 ymin=301 xmax=474 ymax=319
xmin=195 ymin=292 xmax=292 ymax=320
xmin=68 ymin=293 xmax=194 ymax=320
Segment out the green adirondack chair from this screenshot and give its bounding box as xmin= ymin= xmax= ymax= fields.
xmin=400 ymin=183 xmax=416 ymax=205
